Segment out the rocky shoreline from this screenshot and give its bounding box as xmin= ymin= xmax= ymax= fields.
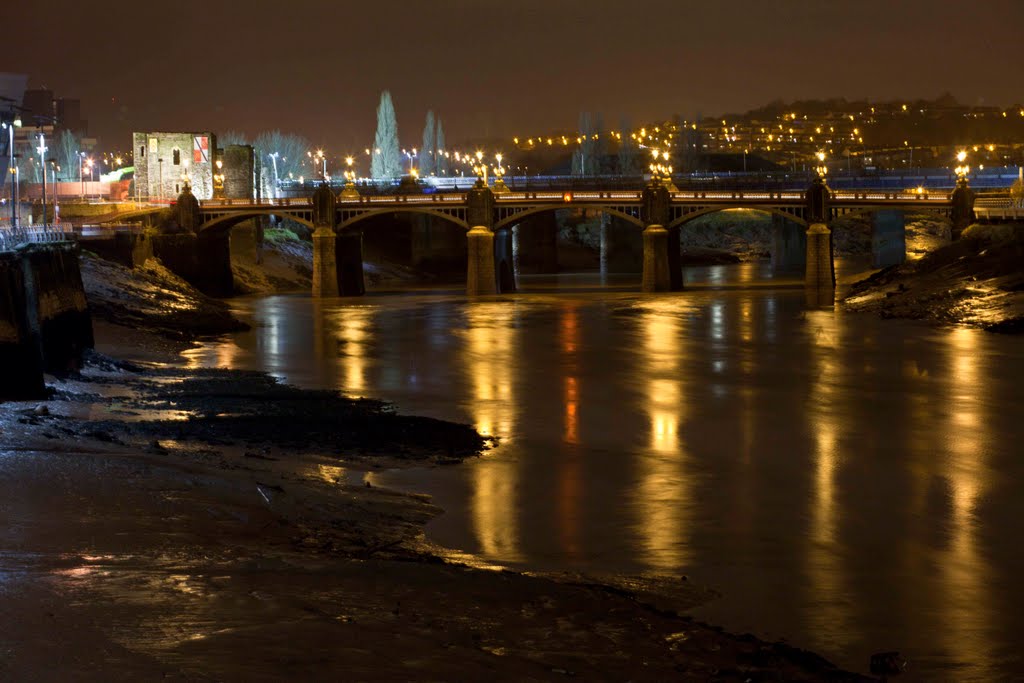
xmin=844 ymin=222 xmax=1024 ymax=332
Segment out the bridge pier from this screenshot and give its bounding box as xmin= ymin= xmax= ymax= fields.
xmin=466 ymin=226 xmax=497 ymax=295
xmin=336 ymin=231 xmax=365 ymax=296
xmin=640 ymin=180 xmax=675 ymax=292
xmin=312 ymin=227 xmax=339 ymax=297
xmin=641 ymin=224 xmax=672 ymax=292
xmin=494 ymin=227 xmax=516 ymax=293
xmin=466 ymin=181 xmax=498 ymax=296
xmin=805 ymin=223 xmax=835 ymax=288
xmin=770 ymin=214 xmax=807 ymax=274
xmin=310 ymin=181 xmax=344 ymax=297
xmin=872 ymin=209 xmax=906 ymax=268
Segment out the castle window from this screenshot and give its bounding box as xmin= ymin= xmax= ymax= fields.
xmin=139 ymin=145 xmax=145 ymax=158
xmin=172 ymin=149 xmax=181 ymax=165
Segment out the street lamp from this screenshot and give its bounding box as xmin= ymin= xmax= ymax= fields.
xmin=213 ymin=159 xmax=225 ymax=199
xmin=474 ymin=150 xmax=487 ymax=186
xmin=4 ymin=117 xmax=22 ymax=227
xmin=340 ymin=155 xmax=359 ymax=199
xmin=954 ymin=150 xmax=970 ymax=182
xmin=79 ymin=151 xmax=86 ymax=199
xmin=37 ymin=133 xmax=48 ymax=229
xmin=493 ymin=153 xmax=509 ymax=193
xmin=815 ymin=150 xmax=828 ymax=179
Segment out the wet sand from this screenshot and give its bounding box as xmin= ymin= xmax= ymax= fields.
xmin=0 ymin=321 xmax=874 ymax=681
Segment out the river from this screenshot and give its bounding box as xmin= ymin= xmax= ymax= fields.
xmin=182 ymin=264 xmax=1024 ymax=681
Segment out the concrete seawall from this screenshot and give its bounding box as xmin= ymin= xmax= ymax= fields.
xmin=0 ymin=243 xmax=94 ymax=400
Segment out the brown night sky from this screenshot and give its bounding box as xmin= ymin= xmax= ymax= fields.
xmin=7 ymin=0 xmax=1024 ymax=151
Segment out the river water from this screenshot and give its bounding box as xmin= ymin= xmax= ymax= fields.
xmin=183 ymin=264 xmax=1024 ymax=681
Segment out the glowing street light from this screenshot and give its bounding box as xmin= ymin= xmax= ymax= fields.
xmin=37 ymin=133 xmax=50 ymax=229
xmin=341 ymin=155 xmax=359 ymax=199
xmin=493 ymin=153 xmax=509 ymax=193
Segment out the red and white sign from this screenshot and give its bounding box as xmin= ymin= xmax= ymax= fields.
xmin=193 ymin=136 xmax=209 ymax=164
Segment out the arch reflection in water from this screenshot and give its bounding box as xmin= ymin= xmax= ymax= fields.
xmin=462 ymin=302 xmax=521 ymax=563
xmin=635 ymin=299 xmax=691 ymax=571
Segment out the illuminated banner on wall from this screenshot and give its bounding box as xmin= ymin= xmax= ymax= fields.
xmin=193 ymin=136 xmax=209 ymax=164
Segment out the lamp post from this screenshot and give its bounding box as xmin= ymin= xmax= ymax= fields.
xmin=213 ymin=159 xmax=225 ymax=199
xmin=157 ymin=158 xmax=164 ymax=202
xmin=492 ymin=153 xmax=509 ymax=193
xmin=474 ymin=150 xmax=487 ymax=186
xmin=79 ymin=151 xmax=85 ymax=199
xmin=37 ymin=133 xmax=48 ymax=229
xmin=50 ymin=163 xmax=59 ymax=229
xmin=815 ymin=150 xmax=828 ymax=180
xmin=4 ymin=117 xmax=19 ymax=227
xmin=341 ymin=155 xmax=359 ymax=199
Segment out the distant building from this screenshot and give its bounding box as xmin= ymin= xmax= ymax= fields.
xmin=21 ymin=88 xmax=54 ymax=125
xmin=220 ymin=144 xmax=256 ymax=199
xmin=133 ymin=131 xmax=218 ymax=200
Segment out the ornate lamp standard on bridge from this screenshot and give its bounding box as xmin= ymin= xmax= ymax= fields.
xmin=951 ymin=150 xmax=975 ymax=239
xmin=473 ymin=150 xmax=488 ymax=187
xmin=492 ymin=153 xmax=509 ymax=194
xmin=805 ymin=150 xmax=835 ymax=293
xmin=340 ymin=156 xmax=360 ymax=199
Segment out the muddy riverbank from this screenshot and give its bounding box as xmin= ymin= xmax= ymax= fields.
xmin=844 ymin=222 xmax=1024 ymax=332
xmin=0 ymin=242 xmax=883 ymax=680
xmin=0 ymin=339 xmax=875 ymax=681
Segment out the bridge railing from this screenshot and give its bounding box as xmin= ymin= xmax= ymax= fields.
xmin=0 ymin=226 xmax=76 ymax=252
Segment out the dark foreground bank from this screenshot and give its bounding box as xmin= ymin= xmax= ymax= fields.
xmin=0 ymin=339 xmax=877 ymax=681
xmin=844 ymin=222 xmax=1024 ymax=332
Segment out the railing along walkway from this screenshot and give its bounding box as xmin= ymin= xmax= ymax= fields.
xmin=0 ymin=226 xmax=76 ymax=252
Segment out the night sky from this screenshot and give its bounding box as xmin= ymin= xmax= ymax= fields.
xmin=9 ymin=0 xmax=1024 ymax=151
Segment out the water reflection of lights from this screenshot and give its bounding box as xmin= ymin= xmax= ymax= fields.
xmin=316 ymin=463 xmax=345 ymax=484
xmin=937 ymin=327 xmax=992 ymax=671
xmin=181 ymin=340 xmax=242 ymax=370
xmin=636 ymin=301 xmax=690 ymax=570
xmin=803 ymin=309 xmax=853 ymax=640
xmin=464 ymin=303 xmax=520 ymax=562
xmin=334 ymin=306 xmax=375 ymax=396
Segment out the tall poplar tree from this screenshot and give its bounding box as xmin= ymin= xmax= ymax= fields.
xmin=420 ymin=110 xmax=436 ymax=176
xmin=371 ymin=90 xmax=402 ymax=179
xmin=435 ymin=119 xmax=449 ymax=176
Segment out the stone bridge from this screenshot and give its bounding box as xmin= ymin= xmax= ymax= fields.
xmin=125 ymin=176 xmax=976 ymax=297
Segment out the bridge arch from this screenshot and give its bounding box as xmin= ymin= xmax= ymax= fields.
xmin=199 ymin=209 xmax=315 ymax=234
xmin=667 ymin=205 xmax=808 ymax=230
xmin=96 ymin=207 xmax=165 ymax=224
xmin=493 ymin=204 xmax=644 ymax=232
xmin=337 ymin=207 xmax=469 ymax=233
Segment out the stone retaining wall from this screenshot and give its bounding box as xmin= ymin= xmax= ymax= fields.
xmin=0 ymin=243 xmax=94 ymax=400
